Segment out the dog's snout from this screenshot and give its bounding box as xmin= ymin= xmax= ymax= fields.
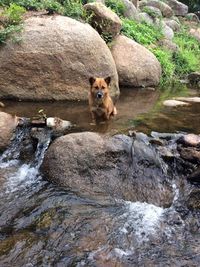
xmin=96 ymin=91 xmax=103 ymax=99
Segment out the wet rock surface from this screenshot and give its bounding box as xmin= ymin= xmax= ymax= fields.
xmin=0 ymin=128 xmax=200 ymax=266
xmin=0 ymin=112 xmax=19 ymax=152
xmin=42 ymin=132 xmax=174 ymax=207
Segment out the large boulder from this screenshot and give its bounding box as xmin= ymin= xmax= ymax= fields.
xmin=0 ymin=112 xmax=19 ymax=152
xmin=139 ymin=0 xmax=173 ymax=18
xmin=41 ymin=132 xmax=173 ymax=207
xmin=0 ymin=16 xmax=119 ymax=101
xmin=110 ymin=35 xmax=161 ymax=87
xmin=84 ymin=2 xmax=122 ymax=38
xmin=165 ymin=0 xmax=188 ymax=16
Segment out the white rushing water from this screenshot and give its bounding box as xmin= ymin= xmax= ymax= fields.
xmin=0 ymin=128 xmax=51 ymax=194
xmin=120 ymin=201 xmax=164 ymax=242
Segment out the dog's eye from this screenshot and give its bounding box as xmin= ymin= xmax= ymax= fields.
xmin=102 ymin=86 xmax=105 ymax=90
xmin=95 ymin=86 xmax=99 ymax=89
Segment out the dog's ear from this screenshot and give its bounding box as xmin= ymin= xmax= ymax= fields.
xmin=89 ymin=77 xmax=96 ymax=86
xmin=104 ymin=76 xmax=111 ymax=86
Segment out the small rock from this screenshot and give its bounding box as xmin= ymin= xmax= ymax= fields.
xmin=159 ymin=38 xmax=178 ymax=52
xmin=187 ymin=189 xmax=200 ymax=210
xmin=163 ymin=100 xmax=189 ymax=107
xmin=0 ymin=101 xmax=5 ymax=108
xmin=181 ymin=134 xmax=200 ymax=147
xmin=139 ymin=12 xmax=154 ymax=25
xmin=46 ymin=117 xmax=72 ymax=132
xmin=187 ymin=168 xmax=200 ymax=184
xmin=159 ymin=20 xmax=174 ymax=40
xmin=142 ymin=6 xmax=162 ymax=18
xmin=121 ymin=0 xmax=139 ymax=20
xmin=189 ymin=28 xmax=200 ymax=42
xmin=175 ymin=97 xmax=200 ymax=103
xmin=186 ymin=13 xmax=200 ymax=23
xmin=188 ymin=72 xmax=200 ymax=84
xmin=0 ymin=112 xmax=19 ymax=151
xmin=139 ymin=0 xmax=173 ymax=18
xmin=163 ymin=18 xmax=181 ymax=32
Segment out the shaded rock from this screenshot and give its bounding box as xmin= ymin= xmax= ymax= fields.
xmin=187 ymin=168 xmax=200 ymax=184
xmin=131 ymin=0 xmax=138 ymax=8
xmin=41 ymin=132 xmax=173 ymax=207
xmin=159 ymin=38 xmax=178 ymax=52
xmin=163 ymin=18 xmax=181 ymax=32
xmin=0 ymin=112 xmax=19 ymax=151
xmin=163 ymin=100 xmax=189 ymax=107
xmin=187 ymin=189 xmax=200 ymax=210
xmin=186 ymin=13 xmax=200 ymax=23
xmin=189 ymin=28 xmax=200 ymax=42
xmin=139 ymin=0 xmax=173 ymax=18
xmin=179 ymin=147 xmax=200 ymax=163
xmin=165 ymin=0 xmax=188 ymax=16
xmin=121 ymin=0 xmax=139 ymax=20
xmin=84 ymin=2 xmax=122 ymax=38
xmin=188 ymin=72 xmax=200 ymax=84
xmin=0 ymin=16 xmax=119 ymax=101
xmin=139 ymin=12 xmax=154 ymax=24
xmin=110 ymin=35 xmax=161 ymax=87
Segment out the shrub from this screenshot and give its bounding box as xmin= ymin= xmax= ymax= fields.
xmin=173 ymin=30 xmax=200 ymax=75
xmin=43 ymin=0 xmax=64 ymax=14
xmin=0 ymin=24 xmax=22 ymax=44
xmin=3 ymin=3 xmax=25 ymax=25
xmin=150 ymin=47 xmax=175 ymax=84
xmin=105 ymin=0 xmax=125 ymax=17
xmin=63 ymin=0 xmax=86 ymax=20
xmin=121 ymin=18 xmax=163 ymax=46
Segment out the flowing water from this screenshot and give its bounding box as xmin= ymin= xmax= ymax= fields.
xmin=0 ymin=87 xmax=200 ymax=266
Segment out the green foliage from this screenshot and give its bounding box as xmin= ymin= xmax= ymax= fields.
xmin=150 ymin=47 xmax=175 ymax=84
xmin=0 ymin=1 xmax=42 ymax=10
xmin=43 ymin=0 xmax=64 ymax=14
xmin=121 ymin=18 xmax=163 ymax=46
xmin=0 ymin=24 xmax=22 ymax=44
xmin=63 ymin=0 xmax=87 ymax=20
xmin=105 ymin=0 xmax=125 ymax=17
xmin=3 ymin=3 xmax=25 ymax=25
xmin=173 ymin=29 xmax=200 ymax=75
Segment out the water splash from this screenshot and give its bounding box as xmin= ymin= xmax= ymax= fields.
xmin=119 ymin=201 xmax=164 ymax=242
xmin=5 ymin=133 xmax=51 ymax=193
xmin=0 ymin=126 xmax=29 ymax=166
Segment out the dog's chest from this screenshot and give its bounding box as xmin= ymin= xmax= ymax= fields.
xmin=92 ymin=106 xmax=106 ymax=116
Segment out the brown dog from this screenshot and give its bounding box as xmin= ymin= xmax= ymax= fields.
xmin=88 ymin=77 xmax=117 ymax=121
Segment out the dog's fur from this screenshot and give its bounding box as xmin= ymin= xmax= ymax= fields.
xmin=88 ymin=77 xmax=117 ymax=121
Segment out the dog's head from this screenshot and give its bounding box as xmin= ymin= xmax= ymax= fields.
xmin=89 ymin=77 xmax=111 ymax=101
